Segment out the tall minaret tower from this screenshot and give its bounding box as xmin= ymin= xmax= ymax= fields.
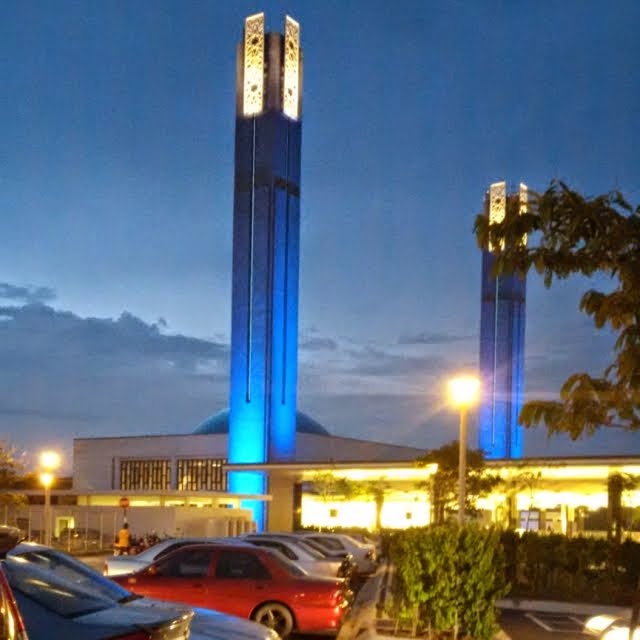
xmin=228 ymin=13 xmax=303 ymax=529
xmin=478 ymin=182 xmax=527 ymax=459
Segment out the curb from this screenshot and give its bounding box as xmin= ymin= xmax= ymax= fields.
xmin=498 ymin=597 xmax=631 ymax=617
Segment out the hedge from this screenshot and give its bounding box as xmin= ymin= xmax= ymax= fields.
xmin=386 ymin=525 xmax=507 ymax=640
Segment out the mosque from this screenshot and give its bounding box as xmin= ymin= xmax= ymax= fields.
xmin=38 ymin=13 xmax=640 ymax=539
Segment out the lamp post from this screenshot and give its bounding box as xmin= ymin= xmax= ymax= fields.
xmin=448 ymin=376 xmax=480 ymax=525
xmin=39 ymin=450 xmax=61 ymax=546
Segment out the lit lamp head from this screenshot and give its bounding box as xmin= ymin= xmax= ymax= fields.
xmin=448 ymin=376 xmax=480 ymax=409
xmin=40 ymin=450 xmax=61 ymax=471
xmin=39 ymin=471 xmax=54 ymax=489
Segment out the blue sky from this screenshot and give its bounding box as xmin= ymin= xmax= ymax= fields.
xmin=1 ymin=1 xmax=639 ymax=470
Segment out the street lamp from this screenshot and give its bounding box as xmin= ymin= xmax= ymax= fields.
xmin=448 ymin=376 xmax=480 ymax=525
xmin=39 ymin=450 xmax=61 ymax=546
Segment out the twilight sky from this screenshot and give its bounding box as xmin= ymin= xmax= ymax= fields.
xmin=2 ymin=0 xmax=640 ymax=470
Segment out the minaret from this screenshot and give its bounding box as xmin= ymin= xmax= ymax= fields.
xmin=228 ymin=13 xmax=303 ymax=529
xmin=478 ymin=182 xmax=527 ymax=459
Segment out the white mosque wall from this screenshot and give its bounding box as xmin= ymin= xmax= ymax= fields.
xmin=73 ymin=434 xmax=228 ymax=491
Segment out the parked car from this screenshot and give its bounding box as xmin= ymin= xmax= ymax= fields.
xmin=301 ymin=533 xmax=377 ymax=575
xmin=254 ymin=532 xmax=357 ymax=570
xmin=585 ymin=613 xmax=640 ymax=639
xmin=239 ymin=533 xmax=354 ymax=579
xmin=0 ymin=563 xmax=29 ymax=640
xmin=112 ymin=541 xmax=352 ymax=638
xmin=104 ymin=537 xmax=218 ymax=576
xmin=2 ymin=555 xmax=194 ymax=640
xmin=8 ymin=542 xmax=279 ymax=640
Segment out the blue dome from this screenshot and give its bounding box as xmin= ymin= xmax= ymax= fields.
xmin=193 ymin=408 xmax=331 ymax=436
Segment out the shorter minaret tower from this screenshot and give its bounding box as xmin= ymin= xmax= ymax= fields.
xmin=478 ymin=181 xmax=528 ymax=459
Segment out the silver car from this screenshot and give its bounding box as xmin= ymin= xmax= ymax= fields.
xmin=103 ymin=537 xmax=217 ymax=577
xmin=239 ymin=534 xmax=350 ymax=578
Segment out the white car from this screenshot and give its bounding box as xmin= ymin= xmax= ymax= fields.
xmin=239 ymin=534 xmax=349 ymax=578
xmin=301 ymin=533 xmax=377 ymax=575
xmin=585 ymin=614 xmax=640 ymax=640
xmin=103 ymin=537 xmax=217 ymax=576
xmin=9 ymin=542 xmax=280 ymax=640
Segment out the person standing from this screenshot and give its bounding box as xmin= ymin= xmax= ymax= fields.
xmin=115 ymin=522 xmax=130 ymax=555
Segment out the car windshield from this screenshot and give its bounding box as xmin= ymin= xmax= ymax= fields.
xmin=3 ymin=557 xmax=116 ymax=618
xmin=310 ymin=537 xmax=343 ymax=551
xmin=284 ymin=539 xmax=325 ymax=560
xmin=12 ymin=548 xmax=134 ymax=602
xmin=298 ymin=538 xmax=334 ymax=556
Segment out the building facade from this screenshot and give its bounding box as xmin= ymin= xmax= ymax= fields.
xmin=478 ymin=181 xmax=527 ymax=459
xmin=228 ymin=13 xmax=303 ymax=529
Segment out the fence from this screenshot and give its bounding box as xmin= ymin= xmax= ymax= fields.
xmin=0 ymin=504 xmax=120 ymax=553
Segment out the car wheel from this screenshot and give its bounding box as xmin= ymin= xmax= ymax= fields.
xmin=252 ymin=602 xmax=294 ymax=638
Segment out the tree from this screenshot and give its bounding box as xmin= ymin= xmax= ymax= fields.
xmin=416 ymin=441 xmax=500 ymax=525
xmin=607 ymin=472 xmax=640 ymax=543
xmin=309 ymin=472 xmax=357 ymax=503
xmin=500 ymin=471 xmax=542 ymax=530
xmin=357 ymin=477 xmax=392 ymax=532
xmin=0 ymin=442 xmax=28 ymax=507
xmin=475 ymin=181 xmax=640 ymax=439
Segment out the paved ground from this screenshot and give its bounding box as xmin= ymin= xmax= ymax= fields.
xmin=500 ymin=610 xmax=591 ymax=640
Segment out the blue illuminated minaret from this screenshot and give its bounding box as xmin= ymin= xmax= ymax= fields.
xmin=228 ymin=13 xmax=303 ymax=529
xmin=478 ymin=182 xmax=527 ymax=459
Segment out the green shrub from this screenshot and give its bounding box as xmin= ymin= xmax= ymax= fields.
xmin=387 ymin=525 xmax=507 ymax=640
xmin=502 ymin=532 xmax=640 ymax=605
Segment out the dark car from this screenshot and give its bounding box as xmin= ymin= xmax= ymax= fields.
xmin=2 ymin=557 xmax=194 ymax=640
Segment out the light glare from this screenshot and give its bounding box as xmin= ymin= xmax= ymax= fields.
xmin=40 ymin=450 xmax=60 ymax=470
xmin=39 ymin=472 xmax=54 ymax=488
xmin=448 ymin=376 xmax=480 ymax=408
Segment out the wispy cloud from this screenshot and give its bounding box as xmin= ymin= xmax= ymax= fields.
xmin=398 ymin=331 xmax=475 ymax=345
xmin=299 ymin=336 xmax=338 ymax=351
xmin=344 ymin=345 xmax=450 ymax=378
xmin=0 ymin=282 xmax=56 ymax=304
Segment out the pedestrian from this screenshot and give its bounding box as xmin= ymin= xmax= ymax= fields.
xmin=114 ymin=522 xmax=130 ymax=555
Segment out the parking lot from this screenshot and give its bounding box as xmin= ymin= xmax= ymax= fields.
xmin=500 ymin=610 xmax=591 ymax=640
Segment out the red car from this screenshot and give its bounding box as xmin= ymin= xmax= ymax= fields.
xmin=0 ymin=563 xmax=29 ymax=640
xmin=113 ymin=542 xmax=351 ymax=638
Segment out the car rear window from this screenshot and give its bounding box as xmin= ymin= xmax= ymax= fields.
xmin=3 ymin=558 xmax=115 ymax=618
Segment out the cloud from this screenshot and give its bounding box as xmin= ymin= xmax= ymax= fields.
xmin=298 ymin=391 xmax=463 ymax=451
xmin=0 ymin=282 xmax=56 ymax=304
xmin=398 ymin=331 xmax=475 ymax=345
xmin=344 ymin=345 xmax=453 ymax=378
xmin=0 ymin=305 xmax=227 ymax=369
xmin=299 ymin=336 xmax=338 ymax=351
xmin=0 ymin=303 xmax=230 ymax=453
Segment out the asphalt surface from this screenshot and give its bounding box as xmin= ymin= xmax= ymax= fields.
xmin=500 ymin=610 xmax=590 ymax=640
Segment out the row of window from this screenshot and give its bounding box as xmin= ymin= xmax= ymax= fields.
xmin=120 ymin=458 xmax=227 ymax=492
